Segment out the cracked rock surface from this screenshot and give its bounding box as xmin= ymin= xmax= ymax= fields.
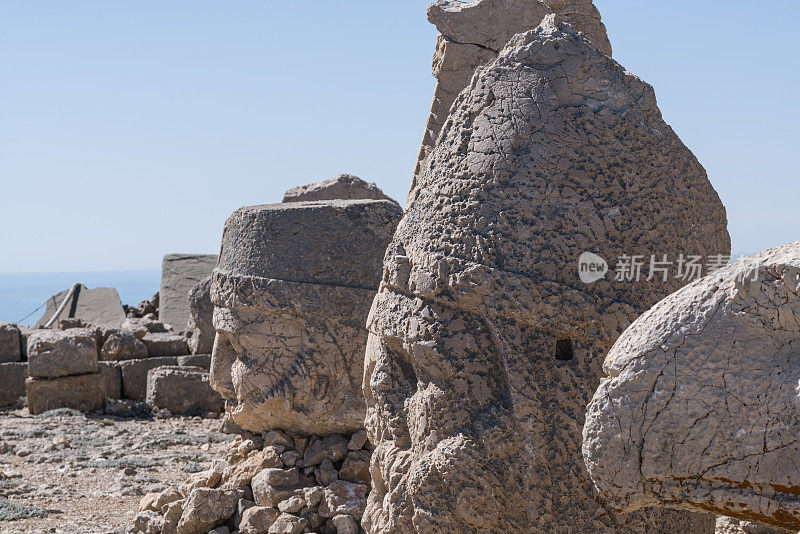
xmin=363 ymin=15 xmax=729 ymax=533
xmin=412 ymin=0 xmax=612 ymax=191
xmin=584 ymin=243 xmax=800 ymax=533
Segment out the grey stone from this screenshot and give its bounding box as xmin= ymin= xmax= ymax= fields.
xmin=0 ymin=362 xmax=28 ymax=407
xmin=331 ymin=514 xmax=358 ymax=534
xmin=267 ymin=512 xmax=307 ymax=534
xmin=186 ymin=277 xmax=214 ymax=355
xmin=338 ymin=450 xmax=371 ymax=486
xmin=34 ymin=284 xmax=126 ymax=328
xmin=210 ymin=200 xmax=402 ymax=435
xmin=282 ymin=174 xmax=397 ymax=204
xmin=146 ymin=366 xmax=224 ymax=414
xmin=117 ymin=356 xmax=181 ymax=401
xmin=100 ymin=330 xmax=148 ymax=361
xmin=314 ymin=458 xmax=338 ymax=486
xmin=318 ymin=480 xmax=367 ymax=520
xmin=121 ymin=317 xmax=173 ymax=339
xmin=584 ymin=243 xmax=800 ymax=532
xmin=142 ymin=332 xmax=188 ymax=357
xmin=27 ymin=328 xmax=98 ymax=378
xmin=177 ymin=353 xmax=211 ymax=370
xmin=160 ymin=254 xmax=218 ymax=335
xmin=177 ymin=487 xmax=239 ymax=534
xmin=98 ymin=361 xmax=122 ymax=400
xmin=363 ymin=15 xmax=727 ymax=534
xmin=346 ymin=429 xmax=368 ymax=451
xmin=303 ymin=435 xmax=348 ymax=467
xmin=26 ymin=373 xmax=106 ymax=415
xmin=0 ymin=324 xmax=22 ymax=363
xmin=239 ymin=505 xmax=280 ymax=534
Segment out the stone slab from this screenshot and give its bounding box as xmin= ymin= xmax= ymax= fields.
xmin=98 ymin=362 xmax=122 ymax=401
xmin=160 ymin=254 xmax=218 ymax=335
xmin=177 ymin=354 xmax=212 ymax=370
xmin=0 ymin=323 xmax=22 ymax=363
xmin=146 ymin=366 xmax=224 ymax=414
xmin=35 ymin=285 xmax=126 ymax=328
xmin=27 ymin=329 xmax=98 ymax=379
xmin=142 ymin=332 xmax=188 ymax=357
xmin=117 ymin=356 xmax=181 ymax=401
xmin=26 ymin=373 xmax=106 ymax=415
xmin=0 ymin=362 xmax=28 ymax=407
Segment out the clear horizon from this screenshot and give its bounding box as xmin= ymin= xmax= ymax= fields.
xmin=1 ymin=0 xmax=798 ymax=275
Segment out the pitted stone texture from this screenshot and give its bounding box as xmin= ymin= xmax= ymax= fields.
xmin=412 ymin=0 xmax=611 ymax=192
xmin=210 ymin=200 xmax=402 ymax=435
xmin=160 ymin=254 xmax=218 ymax=335
xmin=34 ymin=285 xmax=126 ymax=328
xmin=187 ymin=277 xmax=215 ymax=355
xmin=282 ymin=174 xmax=396 ymax=204
xmin=584 ymin=243 xmax=800 ymax=532
xmin=27 ymin=328 xmax=98 ymax=379
xmin=363 ymin=16 xmax=728 ymax=534
xmin=0 ymin=323 xmax=22 ymax=363
xmin=146 ymin=366 xmax=224 ymax=415
xmin=118 ymin=356 xmax=182 ymax=401
xmin=715 ymin=516 xmax=789 ymax=534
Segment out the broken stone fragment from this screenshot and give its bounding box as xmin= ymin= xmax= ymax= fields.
xmin=160 ymin=254 xmax=218 ymax=336
xmin=0 ymin=323 xmax=22 ymax=363
xmin=186 ymin=276 xmax=215 ymax=355
xmin=267 ymin=512 xmax=307 ymax=534
xmin=146 ymin=366 xmax=224 ymax=415
xmin=318 ymin=480 xmax=367 ymax=520
xmin=239 ymin=505 xmax=280 ymax=534
xmin=141 ymin=332 xmax=188 ymax=357
xmin=100 ymin=329 xmax=148 ymax=361
xmin=176 ymin=487 xmax=239 ymax=534
xmin=282 ymin=174 xmax=397 ymax=204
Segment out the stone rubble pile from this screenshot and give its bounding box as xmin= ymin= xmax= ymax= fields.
xmin=133 ymin=429 xmax=372 ymax=534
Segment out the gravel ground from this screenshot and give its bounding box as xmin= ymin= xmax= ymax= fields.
xmin=0 ymin=406 xmax=233 ymax=533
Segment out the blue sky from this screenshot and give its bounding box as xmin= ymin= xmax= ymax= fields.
xmin=1 ymin=0 xmax=797 ymax=274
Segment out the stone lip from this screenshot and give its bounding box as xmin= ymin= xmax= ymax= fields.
xmin=583 ymin=242 xmax=800 ymax=532
xmin=218 ymin=199 xmax=402 ymax=291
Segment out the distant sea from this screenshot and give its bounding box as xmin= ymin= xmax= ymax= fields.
xmin=0 ymin=271 xmax=161 ymax=326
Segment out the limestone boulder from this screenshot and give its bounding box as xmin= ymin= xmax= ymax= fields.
xmin=177 ymin=487 xmax=239 ymax=534
xmin=35 ymin=284 xmax=126 ymax=328
xmin=27 ymin=328 xmax=98 ymax=378
xmin=0 ymin=323 xmax=22 ymax=363
xmin=160 ymin=254 xmax=218 ymax=335
xmin=186 ymin=277 xmax=215 ymax=355
xmin=142 ymin=332 xmax=188 ymax=357
xmin=100 ymin=330 xmax=148 ymax=361
xmin=210 ymin=199 xmax=402 ymax=435
xmin=282 ymin=174 xmax=396 ymax=204
xmin=0 ymin=362 xmax=28 ymax=407
xmin=239 ymin=506 xmax=280 ymax=534
xmin=26 ymin=373 xmax=106 ymax=415
xmin=584 ymin=243 xmax=800 ymax=532
xmin=146 ymin=366 xmax=224 ymax=415
xmin=363 ymin=16 xmax=728 ymax=533
xmin=118 ymin=356 xmax=182 ymax=401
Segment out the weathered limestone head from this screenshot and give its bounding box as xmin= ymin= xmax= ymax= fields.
xmin=584 ymin=243 xmax=800 ymax=533
xmin=413 ymin=0 xmax=612 ymax=190
xmin=363 ymin=15 xmax=729 ymax=533
xmin=210 ymin=198 xmax=402 ymax=435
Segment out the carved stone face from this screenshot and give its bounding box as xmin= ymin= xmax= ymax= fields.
xmin=210 ymin=298 xmax=367 ymax=435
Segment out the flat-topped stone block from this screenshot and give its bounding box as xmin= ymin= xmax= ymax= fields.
xmin=26 ymin=373 xmax=106 ymax=415
xmin=160 ymin=254 xmax=218 ymax=335
xmin=27 ymin=328 xmax=98 ymax=379
xmin=146 ymin=366 xmax=223 ymax=415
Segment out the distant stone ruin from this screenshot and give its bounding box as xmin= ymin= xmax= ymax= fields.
xmin=34 ymin=284 xmax=126 ymax=328
xmin=160 ymin=254 xmax=218 ymax=335
xmin=584 ymin=243 xmax=800 ymax=533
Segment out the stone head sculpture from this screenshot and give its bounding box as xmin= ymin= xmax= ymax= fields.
xmin=584 ymin=243 xmax=800 ymax=533
xmin=362 ymin=16 xmax=730 ymax=533
xmin=210 ymin=198 xmax=402 ymax=435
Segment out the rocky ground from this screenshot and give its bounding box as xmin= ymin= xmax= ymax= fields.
xmin=0 ymin=405 xmax=233 ymax=533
